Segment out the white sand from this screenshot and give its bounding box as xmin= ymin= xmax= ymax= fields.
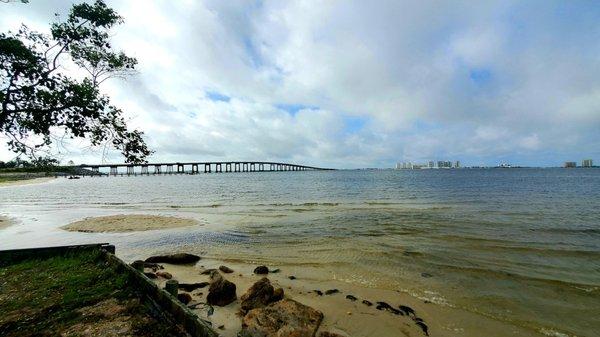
xmin=0 ymin=177 xmax=55 ymax=187
xmin=61 ymin=214 xmax=198 ymax=233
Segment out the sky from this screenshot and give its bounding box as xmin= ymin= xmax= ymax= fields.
xmin=1 ymin=0 xmax=599 ymax=168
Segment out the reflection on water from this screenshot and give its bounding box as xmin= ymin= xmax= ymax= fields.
xmin=1 ymin=169 xmax=599 ymax=336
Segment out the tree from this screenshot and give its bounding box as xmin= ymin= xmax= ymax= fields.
xmin=0 ymin=0 xmax=151 ymax=163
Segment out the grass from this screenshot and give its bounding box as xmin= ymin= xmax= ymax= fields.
xmin=0 ymin=250 xmax=188 ymax=337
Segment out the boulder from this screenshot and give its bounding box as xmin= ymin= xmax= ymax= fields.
xmin=241 ymin=278 xmax=284 ymax=313
xmin=179 ymin=282 xmax=209 ymax=292
xmin=145 ymin=253 xmax=200 ymax=264
xmin=219 ymin=265 xmax=234 ymax=273
xmin=345 ymin=295 xmax=357 ymax=301
xmin=156 ymin=271 xmax=173 ymax=279
xmin=325 ymin=289 xmax=339 ymax=295
xmin=177 ymin=293 xmax=192 ymax=305
xmin=253 ymin=265 xmax=269 ymax=274
xmin=207 ymin=277 xmax=237 ymax=306
xmin=272 ymin=288 xmax=284 ymax=302
xmin=241 ymin=299 xmax=323 ymax=337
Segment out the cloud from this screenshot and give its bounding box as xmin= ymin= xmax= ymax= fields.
xmin=0 ymin=0 xmax=599 ymax=167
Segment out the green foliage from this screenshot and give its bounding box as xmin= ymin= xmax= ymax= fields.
xmin=0 ymin=0 xmax=151 ymax=163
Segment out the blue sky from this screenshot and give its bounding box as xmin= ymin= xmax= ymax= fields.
xmin=0 ymin=0 xmax=599 ymax=168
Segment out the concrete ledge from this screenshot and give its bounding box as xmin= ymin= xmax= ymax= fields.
xmin=0 ymin=243 xmax=218 ymax=337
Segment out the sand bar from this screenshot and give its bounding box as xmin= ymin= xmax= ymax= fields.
xmin=61 ymin=214 xmax=198 ymax=233
xmin=0 ymin=176 xmax=55 ymax=187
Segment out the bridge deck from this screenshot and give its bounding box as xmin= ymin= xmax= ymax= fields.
xmin=76 ymin=161 xmax=333 ymax=176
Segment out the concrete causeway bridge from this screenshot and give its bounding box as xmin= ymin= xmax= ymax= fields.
xmin=79 ymin=161 xmax=334 ymax=176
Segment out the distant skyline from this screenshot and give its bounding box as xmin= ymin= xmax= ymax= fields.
xmin=1 ymin=0 xmax=599 ymax=168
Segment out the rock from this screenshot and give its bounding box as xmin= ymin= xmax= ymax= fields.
xmin=177 ymin=293 xmax=192 ymax=304
xmin=207 ymin=277 xmax=237 ymax=306
xmin=179 ymin=282 xmax=209 ymax=292
xmin=399 ymin=305 xmax=415 ymax=316
xmin=143 ymin=272 xmax=157 ymax=279
xmin=319 ymin=332 xmax=345 ymax=337
xmin=218 ymin=325 xmax=225 ymax=330
xmin=156 ymin=271 xmax=173 ymax=279
xmin=362 ymin=300 xmax=372 ymax=306
xmin=241 ymin=299 xmax=323 ymax=337
xmin=145 ymin=253 xmax=201 ymax=264
xmin=270 ymin=268 xmax=280 ymax=273
xmin=130 ymin=260 xmax=145 ymax=271
xmin=219 ymin=265 xmax=234 ymax=273
xmin=272 ymin=288 xmax=284 ymax=302
xmin=288 ymin=275 xmax=297 ymax=280
xmin=143 ymin=262 xmax=164 ymax=271
xmin=314 ymin=290 xmax=323 ymax=296
xmin=376 ymin=301 xmax=402 ymax=315
xmin=421 ymin=272 xmax=433 ymax=278
xmin=415 ymin=321 xmax=429 ymax=336
xmin=200 ymin=268 xmax=218 ymax=275
xmin=241 ymin=278 xmax=277 ymax=313
xmin=345 ymin=295 xmax=357 ymax=301
xmin=325 ymin=289 xmax=339 ymax=295
xmin=253 ymin=265 xmax=269 ymax=275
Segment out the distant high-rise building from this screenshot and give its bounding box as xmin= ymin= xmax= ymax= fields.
xmin=454 ymin=161 xmax=460 ymax=168
xmin=428 ymin=161 xmax=434 ymax=168
xmin=582 ymin=159 xmax=593 ymax=167
xmin=564 ymin=162 xmax=577 ymax=168
xmin=437 ymin=161 xmax=444 ymax=168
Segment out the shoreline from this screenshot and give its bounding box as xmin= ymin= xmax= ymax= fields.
xmin=138 ymin=254 xmax=543 ymax=337
xmin=0 ymin=176 xmax=55 ymax=187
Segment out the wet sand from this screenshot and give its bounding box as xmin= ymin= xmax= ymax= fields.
xmin=61 ymin=214 xmax=199 ymax=233
xmin=145 ymin=257 xmax=541 ymax=337
xmin=0 ymin=216 xmax=13 ymax=230
xmin=0 ymin=176 xmax=55 ymax=187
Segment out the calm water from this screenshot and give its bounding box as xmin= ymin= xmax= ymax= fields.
xmin=1 ymin=169 xmax=599 ymax=336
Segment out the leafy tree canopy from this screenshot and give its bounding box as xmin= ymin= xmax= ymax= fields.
xmin=0 ymin=0 xmax=151 ymax=163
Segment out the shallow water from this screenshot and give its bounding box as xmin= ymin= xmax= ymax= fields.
xmin=1 ymin=169 xmax=599 ymax=336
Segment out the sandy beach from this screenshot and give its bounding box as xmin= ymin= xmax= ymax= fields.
xmin=0 ymin=176 xmax=55 ymax=187
xmin=142 ymin=256 xmax=541 ymax=337
xmin=61 ymin=214 xmax=199 ymax=233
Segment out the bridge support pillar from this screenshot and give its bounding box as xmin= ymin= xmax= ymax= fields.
xmin=243 ymin=163 xmax=248 ymax=172
xmin=177 ymin=164 xmax=184 ymax=174
xmin=154 ymin=165 xmax=161 ymax=174
xmin=91 ymin=166 xmax=99 ymax=176
xmin=226 ymin=163 xmax=232 ymax=172
xmin=126 ymin=166 xmax=134 ymax=176
xmin=204 ymin=163 xmax=211 ymax=173
xmin=259 ymin=164 xmax=264 ymax=171
xmin=216 ymin=163 xmax=222 ymax=173
xmin=166 ymin=165 xmax=173 ymax=174
xmin=250 ymin=163 xmax=255 ymax=172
